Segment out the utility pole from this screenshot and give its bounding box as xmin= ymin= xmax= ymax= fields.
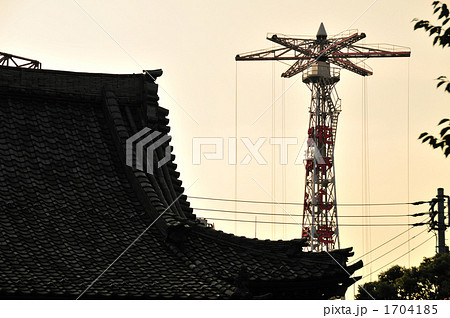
xmin=413 ymin=188 xmax=449 ymax=254
xmin=437 ymin=188 xmax=448 ymax=254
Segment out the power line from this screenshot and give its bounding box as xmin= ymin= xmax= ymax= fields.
xmin=350 ymin=217 xmax=429 ymax=263
xmin=188 ymin=195 xmax=427 ymax=207
xmin=360 ymin=228 xmax=428 ymax=268
xmin=271 ymin=47 xmax=276 ymax=240
xmin=193 ymin=207 xmax=419 ymax=218
xmin=234 ymin=60 xmax=238 ymax=234
xmin=407 ymin=58 xmax=411 ymax=268
xmin=282 ymin=76 xmax=286 ymax=240
xmin=205 ymin=217 xmax=414 ymax=227
xmin=361 ymin=235 xmax=435 ymax=280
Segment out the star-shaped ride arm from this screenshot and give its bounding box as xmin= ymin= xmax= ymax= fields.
xmin=267 ymin=35 xmax=316 ymax=57
xmin=331 ymin=43 xmax=411 ymax=59
xmin=235 ymin=46 xmax=312 ymax=61
xmin=235 ymin=24 xmax=411 ymax=78
xmin=331 ymin=57 xmax=373 ymax=76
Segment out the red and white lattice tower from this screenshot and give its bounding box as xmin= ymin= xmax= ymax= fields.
xmin=236 ymin=23 xmax=410 ymax=252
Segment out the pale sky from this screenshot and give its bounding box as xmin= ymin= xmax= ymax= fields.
xmin=1 ymin=0 xmax=449 ymax=299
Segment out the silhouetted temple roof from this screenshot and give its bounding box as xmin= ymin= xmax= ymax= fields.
xmin=0 ymin=65 xmax=362 ymax=299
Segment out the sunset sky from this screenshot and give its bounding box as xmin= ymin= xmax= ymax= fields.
xmin=1 ymin=0 xmax=449 ymax=299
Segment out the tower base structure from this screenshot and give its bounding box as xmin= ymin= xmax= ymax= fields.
xmin=301 ymin=61 xmax=341 ymax=252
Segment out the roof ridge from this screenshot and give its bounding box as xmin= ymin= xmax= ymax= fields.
xmin=101 ymin=81 xmax=196 ymax=234
xmin=102 ymin=85 xmax=169 ymax=235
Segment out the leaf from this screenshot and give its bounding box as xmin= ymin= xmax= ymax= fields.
xmin=437 ymin=75 xmax=447 ymax=80
xmin=414 ymin=20 xmax=430 ymax=30
xmin=430 ymin=138 xmax=438 ymax=147
xmin=445 ymin=147 xmax=450 ymax=157
xmin=438 ymin=118 xmax=450 ymax=125
xmin=419 ymin=132 xmax=428 ymax=139
xmin=433 ymin=35 xmax=441 ymax=45
xmin=446 ymin=82 xmax=450 ymax=93
xmin=433 ymin=1 xmax=440 ymax=8
xmin=438 ymin=4 xmax=449 ymax=19
xmin=437 ymin=80 xmax=446 ymax=87
xmin=442 ymin=29 xmax=450 ymax=44
xmin=440 ymin=126 xmax=450 ymax=137
xmin=443 ymin=18 xmax=450 ymax=25
xmin=444 ymin=134 xmax=450 ymax=144
xmin=430 ymin=26 xmax=442 ymax=35
xmin=422 ymin=136 xmax=433 ymax=143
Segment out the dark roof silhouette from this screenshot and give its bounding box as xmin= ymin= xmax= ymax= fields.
xmin=0 ymin=65 xmax=362 ymax=299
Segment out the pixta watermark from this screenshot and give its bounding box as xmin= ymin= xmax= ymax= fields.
xmin=192 ymin=136 xmax=325 ymax=165
xmin=126 ymin=128 xmax=171 ymax=175
xmin=126 ymin=128 xmax=327 ymax=174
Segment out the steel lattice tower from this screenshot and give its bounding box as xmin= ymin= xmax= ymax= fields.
xmin=236 ymin=23 xmax=410 ymax=252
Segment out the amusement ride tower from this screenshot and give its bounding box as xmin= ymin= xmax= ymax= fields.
xmin=236 ymin=23 xmax=410 ymax=252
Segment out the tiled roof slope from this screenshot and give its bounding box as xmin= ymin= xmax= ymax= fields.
xmin=0 ymin=66 xmax=362 ymax=299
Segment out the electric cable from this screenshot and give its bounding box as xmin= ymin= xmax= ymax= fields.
xmin=360 ymin=227 xmax=428 ymax=268
xmin=361 ymin=235 xmax=435 ymax=280
xmin=407 ymin=58 xmax=411 ymax=267
xmin=204 ymin=217 xmax=416 ymax=227
xmin=192 ymin=207 xmax=422 ymax=218
xmin=349 ymin=216 xmax=429 ymax=263
xmin=282 ymin=76 xmax=286 ymax=239
xmin=234 ymin=60 xmax=239 ymax=234
xmin=272 ymin=49 xmax=276 ymax=239
xmin=188 ymin=195 xmax=427 ymax=207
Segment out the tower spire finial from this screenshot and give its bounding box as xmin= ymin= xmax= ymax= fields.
xmin=317 ymin=22 xmax=327 ymax=40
